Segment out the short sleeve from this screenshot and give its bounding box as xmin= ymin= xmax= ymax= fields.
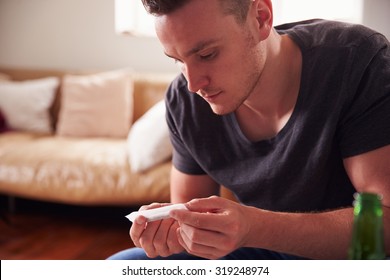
xmin=165 ymin=77 xmax=206 ymax=175
xmin=338 ymin=33 xmax=390 ymax=157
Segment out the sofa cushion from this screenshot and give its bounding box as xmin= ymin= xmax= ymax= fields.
xmin=0 ymin=132 xmax=171 ymax=205
xmin=0 ymin=77 xmax=59 ymax=134
xmin=56 ymin=70 xmax=133 ymax=138
xmin=127 ymin=100 xmax=173 ymax=172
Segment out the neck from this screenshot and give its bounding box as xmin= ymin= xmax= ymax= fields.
xmin=236 ymin=29 xmax=302 ymax=140
xmin=245 ymin=30 xmax=300 ymax=116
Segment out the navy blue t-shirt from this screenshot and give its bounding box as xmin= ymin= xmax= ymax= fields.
xmin=165 ymin=19 xmax=390 ymax=212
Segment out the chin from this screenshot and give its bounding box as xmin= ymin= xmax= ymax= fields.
xmin=209 ymin=104 xmax=235 ymax=116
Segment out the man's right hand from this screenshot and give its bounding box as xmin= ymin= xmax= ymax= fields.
xmin=129 ymin=203 xmax=185 ymax=258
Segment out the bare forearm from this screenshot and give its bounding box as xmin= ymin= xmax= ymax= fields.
xmin=170 ymin=167 xmax=220 ymax=203
xmin=243 ymin=206 xmax=356 ymax=259
xmin=172 ymin=195 xmax=390 ymax=260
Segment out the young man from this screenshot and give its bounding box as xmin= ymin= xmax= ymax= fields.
xmin=109 ymin=0 xmax=390 ymax=260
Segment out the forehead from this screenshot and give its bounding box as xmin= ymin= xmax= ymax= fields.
xmin=154 ymin=0 xmax=241 ymax=57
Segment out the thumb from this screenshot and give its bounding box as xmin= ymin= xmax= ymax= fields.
xmin=185 ymin=195 xmax=227 ymax=213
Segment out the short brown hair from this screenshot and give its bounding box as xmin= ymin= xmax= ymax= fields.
xmin=141 ymin=0 xmax=251 ymax=23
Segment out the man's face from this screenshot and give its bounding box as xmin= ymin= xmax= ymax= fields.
xmin=155 ymin=0 xmax=266 ymax=115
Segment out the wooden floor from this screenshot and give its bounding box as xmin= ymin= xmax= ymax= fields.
xmin=0 ymin=196 xmax=137 ymax=260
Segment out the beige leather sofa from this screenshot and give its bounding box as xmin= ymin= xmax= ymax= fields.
xmin=0 ymin=68 xmax=176 ymax=206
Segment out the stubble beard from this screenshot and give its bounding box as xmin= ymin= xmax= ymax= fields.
xmin=209 ymin=37 xmax=264 ymax=116
xmin=208 ymin=71 xmax=260 ymax=116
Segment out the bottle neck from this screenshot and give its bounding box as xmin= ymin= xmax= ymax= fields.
xmin=353 ymin=193 xmax=383 ymax=216
xmin=348 ymin=192 xmax=386 ymax=260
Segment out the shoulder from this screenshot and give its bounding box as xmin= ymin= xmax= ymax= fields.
xmin=276 ymin=19 xmax=388 ymax=53
xmin=166 ymin=74 xmax=189 ymax=103
xmin=165 ymin=74 xmax=190 ymax=118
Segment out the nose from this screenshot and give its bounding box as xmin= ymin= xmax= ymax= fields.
xmin=182 ymin=63 xmax=210 ymax=93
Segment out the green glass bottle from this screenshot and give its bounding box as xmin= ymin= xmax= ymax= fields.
xmin=348 ymin=192 xmax=386 ymax=260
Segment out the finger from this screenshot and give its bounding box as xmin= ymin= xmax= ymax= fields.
xmin=170 ymin=210 xmax=229 ymax=232
xmin=138 ymin=220 xmax=163 ymax=258
xmin=152 ymin=218 xmax=175 ymax=257
xmin=167 ymin=222 xmax=185 ymax=254
xmin=139 ymin=202 xmax=171 ymax=211
xmin=178 ymin=227 xmax=222 ymax=260
xmin=172 ymin=196 xmax=238 ymax=231
xmin=186 ymin=196 xmax=228 ymax=212
xmin=176 ymin=227 xmax=189 ymax=252
xmin=129 ymin=215 xmax=148 ymax=248
xmin=179 ymin=222 xmax=224 ymax=248
xmin=130 ymin=202 xmax=167 ymax=246
xmin=131 ymin=202 xmax=170 ymax=248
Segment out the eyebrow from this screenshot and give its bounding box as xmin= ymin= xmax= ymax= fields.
xmin=164 ymin=38 xmax=221 ymax=60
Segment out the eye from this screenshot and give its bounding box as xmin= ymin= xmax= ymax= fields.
xmin=173 ymin=58 xmax=182 ymax=64
xmin=199 ymin=51 xmax=217 ymax=61
xmin=173 ymin=59 xmax=185 ymax=71
xmin=173 ymin=59 xmax=184 ymax=68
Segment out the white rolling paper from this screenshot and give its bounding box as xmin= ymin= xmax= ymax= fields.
xmin=126 ymin=203 xmax=188 ymax=222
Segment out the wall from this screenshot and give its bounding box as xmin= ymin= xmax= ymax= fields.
xmin=0 ymin=0 xmax=177 ymax=72
xmin=0 ymin=0 xmax=389 ymax=72
xmin=362 ymin=0 xmax=390 ymax=39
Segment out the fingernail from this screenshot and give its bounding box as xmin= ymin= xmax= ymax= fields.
xmin=135 ymin=216 xmax=145 ymax=225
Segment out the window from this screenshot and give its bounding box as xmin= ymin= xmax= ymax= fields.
xmin=115 ymin=0 xmax=156 ymax=37
xmin=273 ymin=0 xmax=363 ymax=25
xmin=115 ymin=0 xmax=363 ymax=37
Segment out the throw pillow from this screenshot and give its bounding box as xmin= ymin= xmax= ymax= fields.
xmin=0 ymin=77 xmax=59 ymax=134
xmin=127 ymin=100 xmax=173 ymax=172
xmin=56 ymin=70 xmax=133 ymax=138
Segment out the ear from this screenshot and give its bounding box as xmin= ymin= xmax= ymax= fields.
xmin=250 ymin=0 xmax=273 ymax=40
